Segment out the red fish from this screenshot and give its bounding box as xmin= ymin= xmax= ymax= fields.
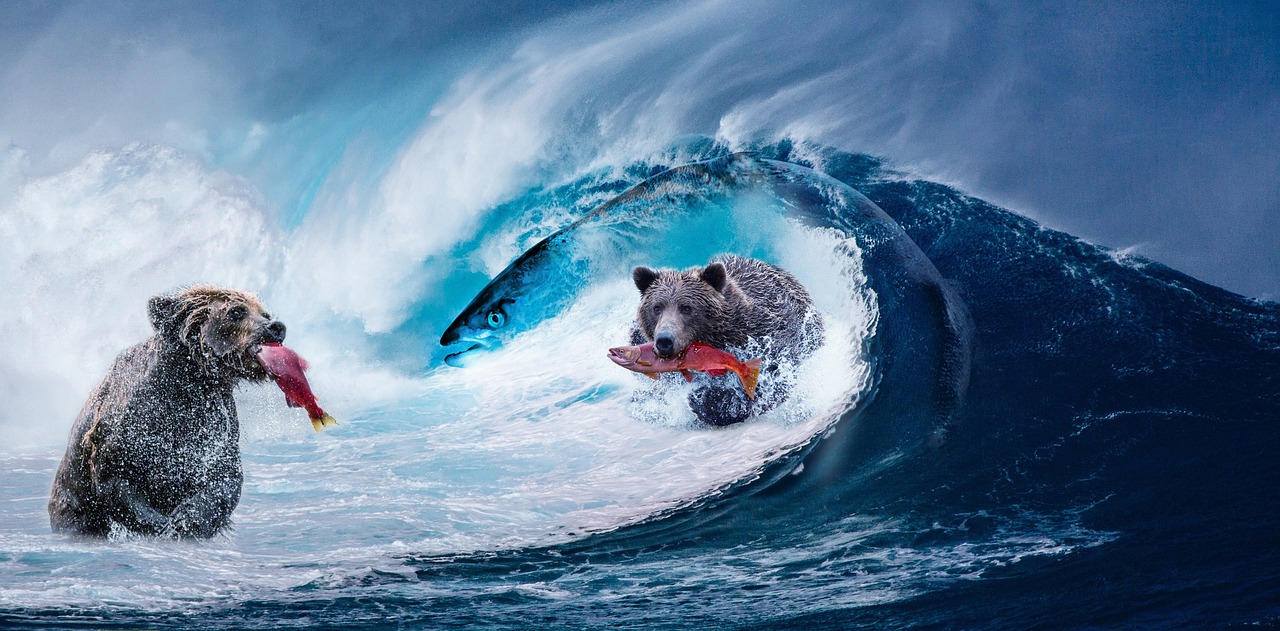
xmin=255 ymin=343 xmax=338 ymax=432
xmin=607 ymin=341 xmax=762 ymax=399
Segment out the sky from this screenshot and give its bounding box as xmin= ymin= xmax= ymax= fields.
xmin=1 ymin=0 xmax=1277 ymax=299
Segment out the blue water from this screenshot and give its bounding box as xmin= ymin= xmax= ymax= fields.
xmin=4 ymin=139 xmax=1278 ymax=629
xmin=3 ymin=3 xmax=1279 ymax=630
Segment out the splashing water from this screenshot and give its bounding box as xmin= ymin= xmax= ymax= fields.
xmin=2 ymin=3 xmax=1279 ymax=629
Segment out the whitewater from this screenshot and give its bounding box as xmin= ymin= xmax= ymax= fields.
xmin=3 ymin=2 xmax=1279 ymax=629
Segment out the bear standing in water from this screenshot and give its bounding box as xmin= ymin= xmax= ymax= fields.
xmin=631 ymin=254 xmax=823 ymax=425
xmin=49 ymin=286 xmax=286 ymax=538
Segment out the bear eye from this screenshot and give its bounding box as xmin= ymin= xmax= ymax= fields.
xmin=227 ymin=306 xmax=248 ymax=321
xmin=678 ymin=304 xmax=693 ymax=315
xmin=486 ymin=311 xmax=506 ymax=329
xmin=652 ymin=305 xmax=664 ymax=315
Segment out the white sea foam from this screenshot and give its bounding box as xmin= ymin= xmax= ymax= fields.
xmin=0 ymin=214 xmax=882 ymax=612
xmin=0 ymin=144 xmax=279 ymax=449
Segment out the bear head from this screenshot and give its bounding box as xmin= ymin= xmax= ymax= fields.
xmin=633 ymin=262 xmax=732 ymax=358
xmin=147 ymin=285 xmax=286 ymax=382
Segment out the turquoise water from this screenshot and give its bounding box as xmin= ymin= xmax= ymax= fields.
xmin=2 ymin=3 xmax=1278 ymax=628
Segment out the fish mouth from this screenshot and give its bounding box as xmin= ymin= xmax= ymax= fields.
xmin=607 ymin=347 xmax=637 ymax=366
xmin=443 ymin=337 xmax=492 ymax=368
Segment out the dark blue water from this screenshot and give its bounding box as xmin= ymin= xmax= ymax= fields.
xmin=807 ymin=144 xmax=1280 ymax=628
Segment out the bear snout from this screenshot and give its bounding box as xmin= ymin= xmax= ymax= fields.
xmin=654 ymin=333 xmax=677 ymax=358
xmin=262 ymin=320 xmax=287 ymax=344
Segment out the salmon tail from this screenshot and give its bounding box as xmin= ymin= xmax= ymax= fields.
xmin=739 ymin=358 xmax=762 ymax=399
xmin=311 ymin=413 xmax=339 ymax=432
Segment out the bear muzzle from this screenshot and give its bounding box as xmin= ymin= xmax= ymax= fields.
xmin=262 ymin=320 xmax=287 ymax=344
xmin=654 ymin=332 xmax=677 ymax=358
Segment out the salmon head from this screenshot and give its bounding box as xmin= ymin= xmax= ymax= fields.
xmin=606 ymin=345 xmax=642 ymax=367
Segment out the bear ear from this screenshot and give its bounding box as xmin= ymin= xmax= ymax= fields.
xmin=700 ymin=262 xmax=728 ymax=293
xmin=147 ymin=294 xmax=181 ymax=338
xmin=633 ymin=266 xmax=660 ymax=294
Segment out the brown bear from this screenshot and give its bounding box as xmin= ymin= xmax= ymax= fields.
xmin=631 ymin=254 xmax=823 ymax=425
xmin=48 ymin=285 xmax=286 ymax=538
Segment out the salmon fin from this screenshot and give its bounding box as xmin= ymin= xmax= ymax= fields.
xmin=681 ymin=370 xmax=694 ymax=382
xmin=643 ymin=372 xmax=660 ymax=381
xmin=739 ymin=358 xmax=763 ymax=399
xmin=311 ymin=413 xmax=338 ymax=432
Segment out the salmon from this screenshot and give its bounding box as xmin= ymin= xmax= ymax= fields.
xmin=607 ymin=341 xmax=762 ymax=399
xmin=255 ymin=343 xmax=338 ymax=432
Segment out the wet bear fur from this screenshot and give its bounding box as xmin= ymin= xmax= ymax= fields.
xmin=631 ymin=254 xmax=823 ymax=425
xmin=48 ymin=286 xmax=286 ymax=538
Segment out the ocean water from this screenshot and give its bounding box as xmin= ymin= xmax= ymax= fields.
xmin=2 ymin=2 xmax=1279 ymax=629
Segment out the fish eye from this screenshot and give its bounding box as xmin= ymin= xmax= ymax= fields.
xmin=486 ymin=311 xmax=506 ymax=329
xmin=228 ymin=306 xmax=248 ymax=321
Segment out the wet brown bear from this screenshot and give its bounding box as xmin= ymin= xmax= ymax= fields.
xmin=49 ymin=285 xmax=286 ymax=538
xmin=632 ymin=254 xmax=823 ymax=425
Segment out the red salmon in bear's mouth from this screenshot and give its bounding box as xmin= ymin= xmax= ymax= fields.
xmin=255 ymin=343 xmax=338 ymax=432
xmin=608 ymin=341 xmax=762 ymax=399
